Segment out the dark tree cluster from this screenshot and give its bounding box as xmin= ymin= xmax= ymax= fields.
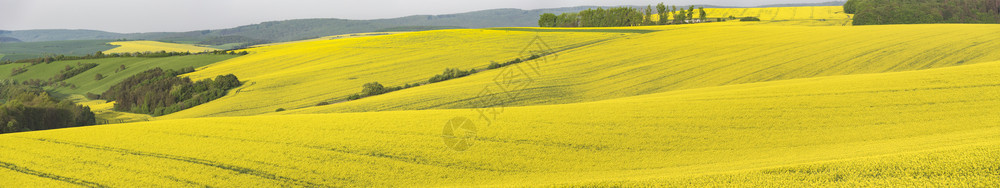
xmin=428 ymin=68 xmax=478 ymax=83
xmin=52 ymin=62 xmax=98 ymax=82
xmin=740 ymin=17 xmax=762 ymax=21
xmin=99 ymin=67 xmax=241 ymax=116
xmin=846 ymin=0 xmax=1000 ymax=25
xmin=0 ymin=81 xmax=95 ymax=134
xmin=346 ymin=82 xmax=407 ymax=101
xmin=539 ymin=3 xmax=708 ymax=27
xmin=9 ymin=65 xmax=28 ymax=76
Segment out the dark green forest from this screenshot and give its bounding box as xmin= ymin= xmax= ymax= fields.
xmin=846 ymin=0 xmax=1000 ymax=25
xmin=99 ymin=67 xmax=241 ymax=116
xmin=0 ymin=81 xmax=95 ymax=133
xmin=539 ymin=4 xmax=708 ymax=27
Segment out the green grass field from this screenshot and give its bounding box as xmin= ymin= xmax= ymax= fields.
xmin=0 ymin=55 xmax=238 ymax=96
xmin=0 ymin=40 xmax=117 ymax=61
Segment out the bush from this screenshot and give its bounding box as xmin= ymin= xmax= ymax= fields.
xmin=85 ymin=92 xmax=101 ymax=100
xmin=740 ymin=17 xmax=761 ymax=21
xmin=94 ymin=74 xmax=104 ymax=81
xmin=488 ymin=61 xmax=502 ymax=69
xmin=52 ymin=63 xmax=98 ymax=81
xmin=10 ymin=66 xmax=28 ymax=76
xmin=316 ymin=101 xmax=330 ymax=106
xmin=428 ymin=68 xmax=476 ymax=83
xmin=275 ymin=108 xmax=286 ymax=112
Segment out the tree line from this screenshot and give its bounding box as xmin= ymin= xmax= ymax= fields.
xmin=312 ymin=52 xmax=552 ymax=109
xmin=96 ymin=67 xmax=241 ymax=116
xmin=539 ymin=3 xmax=708 ymax=27
xmin=13 ymin=62 xmax=100 ymax=91
xmin=0 ymin=80 xmax=95 ymax=134
xmin=846 ymin=0 xmax=1000 ymax=25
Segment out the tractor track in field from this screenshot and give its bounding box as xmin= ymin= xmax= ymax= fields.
xmin=20 ymin=137 xmax=331 ymax=187
xmin=0 ymin=160 xmax=107 ymax=187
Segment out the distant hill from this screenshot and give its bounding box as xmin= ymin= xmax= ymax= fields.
xmin=0 ymin=2 xmax=843 ymax=44
xmin=0 ymin=29 xmax=124 ymax=42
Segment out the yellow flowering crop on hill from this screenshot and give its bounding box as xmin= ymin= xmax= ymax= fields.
xmin=105 ymin=41 xmax=218 ymax=54
xmin=2 ymin=59 xmax=999 ymax=186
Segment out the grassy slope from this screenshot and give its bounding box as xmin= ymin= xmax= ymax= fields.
xmin=158 ymin=29 xmax=635 ymax=119
xmin=285 ymin=23 xmax=1000 ymax=114
xmin=0 ymin=55 xmax=239 ymax=96
xmin=1 ymin=59 xmax=997 ymax=186
xmin=104 ymin=41 xmax=219 ymax=54
xmin=0 ymin=55 xmax=238 ymax=124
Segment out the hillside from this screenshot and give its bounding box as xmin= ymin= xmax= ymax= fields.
xmin=147 ymin=16 xmax=1000 ymax=118
xmin=286 ymin=23 xmax=1000 ymax=114
xmin=158 ymin=28 xmax=638 ymax=119
xmin=0 ymin=54 xmax=239 ymax=124
xmin=0 ymin=40 xmax=117 ymax=61
xmin=3 ymin=4 xmax=999 ymax=187
xmin=104 ymin=41 xmax=219 ymax=54
xmin=1 ymin=58 xmax=998 ymax=186
xmin=0 ymin=29 xmax=123 ymax=42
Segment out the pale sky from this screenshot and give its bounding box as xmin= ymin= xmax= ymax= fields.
xmin=0 ymin=0 xmax=834 ymax=33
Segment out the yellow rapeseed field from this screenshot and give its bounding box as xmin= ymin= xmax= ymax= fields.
xmin=2 ymin=6 xmax=999 ymax=187
xmin=288 ymin=23 xmax=1000 ymax=114
xmin=104 ymin=41 xmax=218 ymax=54
xmin=159 ymin=28 xmax=634 ymax=119
xmin=2 ymin=59 xmax=998 ymax=186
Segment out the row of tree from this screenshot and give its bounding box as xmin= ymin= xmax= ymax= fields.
xmin=539 ymin=3 xmax=708 ymax=27
xmin=846 ymin=0 xmax=1000 ymax=25
xmin=98 ymin=67 xmax=241 ymax=116
xmin=0 ymin=81 xmax=95 ymax=133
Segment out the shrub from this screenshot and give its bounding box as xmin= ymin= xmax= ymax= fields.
xmin=52 ymin=63 xmax=98 ymax=82
xmin=95 ymin=74 xmax=104 ymax=81
xmin=316 ymin=101 xmax=330 ymax=106
xmin=85 ymin=92 xmax=101 ymax=100
xmin=740 ymin=17 xmax=761 ymax=21
xmin=428 ymin=68 xmax=476 ymax=83
xmin=275 ymin=108 xmax=286 ymax=112
xmin=10 ymin=66 xmax=28 ymax=76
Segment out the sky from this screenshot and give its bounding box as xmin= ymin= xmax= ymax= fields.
xmin=0 ymin=0 xmax=834 ymax=33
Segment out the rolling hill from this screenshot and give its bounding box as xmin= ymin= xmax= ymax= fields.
xmin=4 ymin=4 xmax=1000 ymax=187
xmin=0 ymin=40 xmax=118 ymax=61
xmin=1 ymin=57 xmax=997 ymax=186
xmin=158 ymin=28 xmax=638 ymax=119
xmin=104 ymin=41 xmax=219 ymax=54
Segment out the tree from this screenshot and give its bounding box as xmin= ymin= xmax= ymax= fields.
xmin=699 ymin=7 xmax=707 ymax=22
xmin=539 ymin=13 xmax=557 ymax=27
xmin=687 ymin=6 xmax=695 ymax=23
xmin=94 ymin=74 xmax=104 ymax=81
xmin=656 ymin=3 xmax=668 ymax=25
xmin=675 ymin=10 xmax=687 ymax=24
xmin=362 ymin=82 xmax=386 ymax=96
xmin=644 ymin=5 xmax=653 ymax=25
